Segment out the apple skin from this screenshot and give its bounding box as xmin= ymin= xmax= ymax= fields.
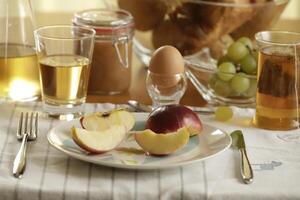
xmin=146 ymin=105 xmax=202 ymax=136
xmin=71 ymin=125 xmax=127 ymax=154
xmin=134 ymin=127 xmax=190 ymax=156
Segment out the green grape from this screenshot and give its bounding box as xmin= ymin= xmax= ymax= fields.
xmin=227 ymin=42 xmax=249 ymax=62
xmin=217 ymin=55 xmax=230 ymax=66
xmin=229 ymin=89 xmax=241 ymax=97
xmin=237 ymin=37 xmax=253 ymax=50
xmin=230 ymin=73 xmax=250 ymax=93
xmin=217 ymin=62 xmax=236 ymax=81
xmin=240 ymin=54 xmax=257 ymax=74
xmin=243 ymin=79 xmax=257 ymax=97
xmin=212 ymin=79 xmax=232 ymax=97
xmin=215 ymin=106 xmax=233 ymax=122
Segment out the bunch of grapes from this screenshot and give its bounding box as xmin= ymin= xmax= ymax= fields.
xmin=209 ymin=37 xmax=257 ymax=99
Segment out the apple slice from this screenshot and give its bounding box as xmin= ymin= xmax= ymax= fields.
xmin=134 ymin=127 xmax=190 ymax=156
xmin=80 ymin=109 xmax=135 ymax=131
xmin=71 ymin=125 xmax=127 ymax=154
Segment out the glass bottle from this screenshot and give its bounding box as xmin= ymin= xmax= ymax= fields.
xmin=0 ymin=0 xmax=40 ymax=101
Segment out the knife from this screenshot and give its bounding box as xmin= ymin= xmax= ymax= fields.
xmin=231 ymin=130 xmax=253 ymax=184
xmin=127 ymin=100 xmax=152 ymax=112
xmin=127 ymin=100 xmax=215 ymax=114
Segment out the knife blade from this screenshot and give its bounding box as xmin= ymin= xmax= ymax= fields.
xmin=127 ymin=100 xmax=152 ymax=112
xmin=231 ymin=130 xmax=253 ymax=184
xmin=127 ymin=100 xmax=215 ymax=114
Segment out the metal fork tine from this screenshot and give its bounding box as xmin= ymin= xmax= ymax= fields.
xmin=29 ymin=113 xmax=33 ymax=136
xmin=35 ymin=113 xmax=38 ymax=135
xmin=24 ymin=113 xmax=29 ymax=134
xmin=17 ymin=112 xmax=24 ymax=138
xmin=30 ymin=113 xmax=38 ymax=139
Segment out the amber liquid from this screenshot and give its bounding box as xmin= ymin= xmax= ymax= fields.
xmin=0 ymin=43 xmax=40 ymax=101
xmin=39 ymin=55 xmax=91 ymax=106
xmin=254 ymin=46 xmax=300 ymax=130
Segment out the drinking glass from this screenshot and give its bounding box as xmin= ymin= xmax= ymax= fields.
xmin=34 ymin=25 xmax=95 ymax=119
xmin=254 ymin=31 xmax=300 ymax=136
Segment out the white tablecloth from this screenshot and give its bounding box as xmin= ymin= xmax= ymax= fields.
xmin=0 ymin=102 xmax=299 ymax=200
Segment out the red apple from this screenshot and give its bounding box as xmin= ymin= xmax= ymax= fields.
xmin=146 ymin=104 xmax=202 ymax=136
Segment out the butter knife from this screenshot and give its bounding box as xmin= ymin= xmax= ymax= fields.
xmin=231 ymin=130 xmax=253 ymax=184
xmin=127 ymin=100 xmax=215 ymax=114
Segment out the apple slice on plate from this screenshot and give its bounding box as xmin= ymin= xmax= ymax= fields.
xmin=80 ymin=109 xmax=135 ymax=131
xmin=134 ymin=127 xmax=190 ymax=156
xmin=71 ymin=125 xmax=127 ymax=154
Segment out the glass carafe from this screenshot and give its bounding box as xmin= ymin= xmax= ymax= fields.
xmin=0 ymin=0 xmax=40 ymax=101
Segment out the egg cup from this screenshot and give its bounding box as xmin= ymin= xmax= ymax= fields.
xmin=146 ymin=70 xmax=187 ymax=108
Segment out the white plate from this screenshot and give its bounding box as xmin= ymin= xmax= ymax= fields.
xmin=47 ymin=113 xmax=231 ymax=170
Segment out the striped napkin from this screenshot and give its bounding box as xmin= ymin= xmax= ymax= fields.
xmin=0 ymin=102 xmax=300 ymax=200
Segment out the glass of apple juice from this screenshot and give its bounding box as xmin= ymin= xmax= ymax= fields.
xmin=34 ymin=25 xmax=95 ymax=119
xmin=254 ymin=31 xmax=300 ymax=134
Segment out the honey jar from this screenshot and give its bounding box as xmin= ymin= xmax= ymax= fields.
xmin=73 ymin=9 xmax=134 ymax=95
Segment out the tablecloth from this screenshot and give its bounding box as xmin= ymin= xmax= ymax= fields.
xmin=0 ymin=101 xmax=300 ymax=200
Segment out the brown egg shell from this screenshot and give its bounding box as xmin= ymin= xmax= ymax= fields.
xmin=149 ymin=45 xmax=185 ymax=75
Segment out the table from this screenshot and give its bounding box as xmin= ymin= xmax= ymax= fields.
xmin=0 ymin=102 xmax=300 ymax=200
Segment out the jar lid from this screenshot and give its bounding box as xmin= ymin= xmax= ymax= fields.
xmin=73 ymin=9 xmax=134 ymax=35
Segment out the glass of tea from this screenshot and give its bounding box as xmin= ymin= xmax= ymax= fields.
xmin=254 ymin=31 xmax=300 ymax=132
xmin=34 ymin=25 xmax=95 ymax=119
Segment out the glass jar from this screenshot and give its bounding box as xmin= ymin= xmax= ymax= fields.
xmin=73 ymin=9 xmax=134 ymax=95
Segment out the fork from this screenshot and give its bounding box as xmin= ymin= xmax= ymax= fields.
xmin=13 ymin=112 xmax=38 ymax=178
